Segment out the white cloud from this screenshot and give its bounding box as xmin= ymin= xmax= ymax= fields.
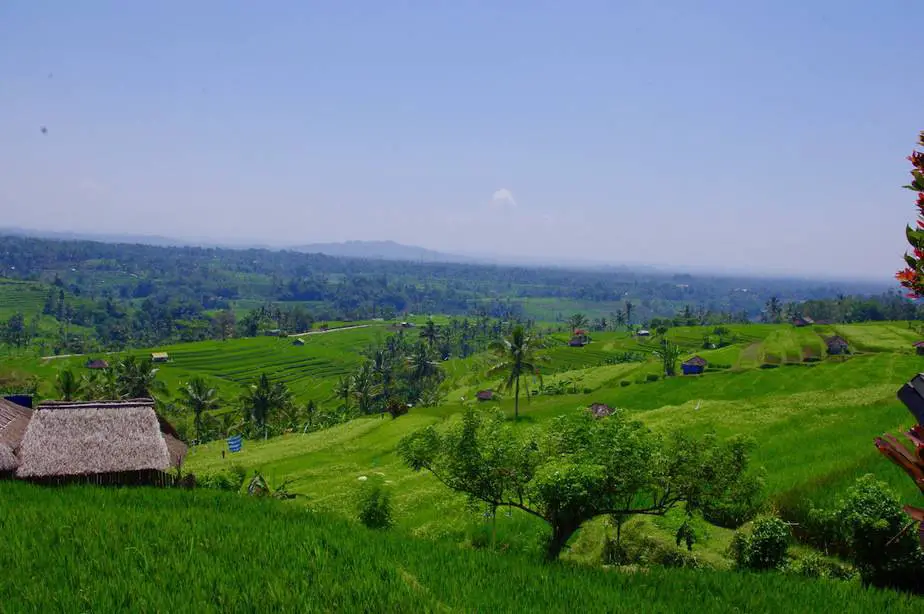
xmin=491 ymin=188 xmax=517 ymax=208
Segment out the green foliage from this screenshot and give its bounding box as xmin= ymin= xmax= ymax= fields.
xmin=399 ymin=408 xmax=756 ymax=560
xmin=731 ymin=515 xmax=790 ymax=571
xmin=55 ymin=368 xmax=79 ymax=401
xmin=832 ymin=475 xmax=924 ymax=592
xmin=653 ymin=341 xmax=682 ymax=377
xmin=3 ymin=482 xmax=920 ymax=613
xmin=357 ymin=475 xmax=394 ymax=530
xmin=487 ymin=325 xmax=546 ymax=419
xmin=178 ymin=376 xmax=220 ymax=442
xmin=197 ymin=464 xmax=247 ymax=492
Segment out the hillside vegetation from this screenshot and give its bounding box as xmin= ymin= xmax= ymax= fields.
xmin=1 ymin=482 xmax=918 ymax=613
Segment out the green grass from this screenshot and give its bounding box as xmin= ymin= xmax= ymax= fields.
xmin=0 ymin=279 xmax=48 ymax=318
xmin=2 ymin=482 xmax=920 ymax=613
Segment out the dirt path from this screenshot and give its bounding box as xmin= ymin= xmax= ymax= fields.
xmin=288 ymin=324 xmax=372 ymax=338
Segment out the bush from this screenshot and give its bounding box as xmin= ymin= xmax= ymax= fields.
xmin=197 ymin=464 xmax=247 ymax=492
xmin=833 ymin=474 xmax=924 ymax=592
xmin=619 ymin=380 xmax=631 ymax=387
xmin=731 ymin=515 xmax=789 ymax=571
xmin=789 ymin=553 xmax=856 ymax=581
xmin=357 ymin=476 xmax=393 ymax=530
xmin=645 ymin=374 xmax=659 ymax=382
xmin=702 ymin=469 xmax=766 ymax=528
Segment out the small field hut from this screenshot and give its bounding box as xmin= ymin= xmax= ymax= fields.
xmin=0 ymin=398 xmax=32 ymax=477
xmin=292 ymin=337 xmax=305 ymax=346
xmin=85 ymin=358 xmax=110 ymax=369
xmin=15 ymin=399 xmax=187 ymax=486
xmin=588 ymin=402 xmax=614 ymax=419
xmin=476 ymin=389 xmax=495 ymax=402
xmin=914 ymin=341 xmax=924 ymax=356
xmin=151 ymin=352 xmax=169 ymax=363
xmin=824 ymin=336 xmax=850 ymax=355
xmin=681 ymin=356 xmax=708 ymax=375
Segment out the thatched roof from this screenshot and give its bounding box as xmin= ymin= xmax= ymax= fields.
xmin=589 ymin=403 xmax=614 ymax=419
xmin=0 ymin=397 xmax=32 ymax=452
xmin=16 ymin=399 xmax=182 ymax=478
xmin=476 ymin=389 xmax=495 ymax=401
xmin=683 ymin=355 xmax=708 ymax=367
xmin=0 ymin=443 xmax=17 ymax=472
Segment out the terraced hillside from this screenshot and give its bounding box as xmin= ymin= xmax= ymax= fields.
xmin=181 ymin=321 xmax=924 ymax=567
xmin=0 ymin=279 xmax=48 ymax=318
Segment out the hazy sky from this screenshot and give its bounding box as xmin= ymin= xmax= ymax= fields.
xmin=1 ymin=2 xmax=922 ymax=280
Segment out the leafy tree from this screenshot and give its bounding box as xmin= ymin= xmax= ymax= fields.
xmin=240 ymin=373 xmax=291 ymax=438
xmin=614 ymin=309 xmax=626 ymax=330
xmin=653 ymin=341 xmax=682 ymax=377
xmin=624 ymin=301 xmax=634 ymax=327
xmin=178 ymin=376 xmax=220 ymax=443
xmin=832 ymin=475 xmax=924 ymax=591
xmin=55 ymin=368 xmax=79 ymax=401
xmin=399 ymin=408 xmax=755 ymax=560
xmin=487 ymin=325 xmax=545 ymax=420
xmin=567 ymin=313 xmax=588 ymax=334
xmin=730 ymin=515 xmax=790 ymax=571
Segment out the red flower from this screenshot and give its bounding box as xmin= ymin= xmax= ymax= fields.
xmin=915 ymin=248 xmax=924 ymax=259
xmin=896 ymin=268 xmax=917 ymax=283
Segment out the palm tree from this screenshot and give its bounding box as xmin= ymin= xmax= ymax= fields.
xmin=487 ymin=325 xmax=546 ymax=420
xmin=116 ymin=355 xmax=168 ymax=399
xmin=567 ymin=313 xmax=588 ymax=334
xmin=615 ymin=310 xmax=626 ymax=330
xmin=625 ymin=301 xmax=635 ymax=328
xmin=765 ymin=296 xmax=782 ymax=323
xmin=334 ymin=376 xmax=353 ymax=413
xmin=240 ymin=373 xmax=291 ymax=439
xmin=410 ymin=342 xmax=440 ymax=382
xmin=420 ymin=319 xmax=439 ymax=349
xmin=56 ymin=368 xmax=79 ymax=401
xmin=351 ymin=362 xmax=377 ymax=414
xmin=178 ymin=376 xmax=220 ymax=443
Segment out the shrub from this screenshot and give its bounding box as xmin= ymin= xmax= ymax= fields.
xmin=731 ymin=515 xmax=789 ymax=571
xmin=197 ymin=464 xmax=247 ymax=492
xmin=833 ymin=474 xmax=924 ymax=592
xmin=645 ymin=373 xmax=659 ymax=382
xmin=789 ymin=553 xmax=855 ymax=581
xmin=357 ymin=476 xmax=393 ymax=530
xmin=619 ymin=380 xmax=631 ymax=387
xmin=702 ymin=469 xmax=766 ymax=528
xmin=759 ymin=363 xmax=780 ymax=370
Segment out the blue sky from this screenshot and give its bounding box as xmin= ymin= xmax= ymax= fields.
xmin=1 ymin=1 xmax=921 ymax=280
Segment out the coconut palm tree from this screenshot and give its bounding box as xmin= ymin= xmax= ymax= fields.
xmin=487 ymin=325 xmax=546 ymax=420
xmin=334 ymin=376 xmax=353 ymax=413
xmin=178 ymin=376 xmax=220 ymax=443
xmin=765 ymin=296 xmax=783 ymax=323
xmin=239 ymin=373 xmax=291 ymax=439
xmin=420 ymin=319 xmax=439 ymax=349
xmin=615 ymin=310 xmax=626 ymax=330
xmin=351 ymin=362 xmax=377 ymax=415
xmin=624 ymin=301 xmax=635 ymax=328
xmin=116 ymin=355 xmax=168 ymax=399
xmin=56 ymin=368 xmax=79 ymax=401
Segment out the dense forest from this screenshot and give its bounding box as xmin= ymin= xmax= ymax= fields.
xmin=0 ymin=234 xmax=904 ymax=354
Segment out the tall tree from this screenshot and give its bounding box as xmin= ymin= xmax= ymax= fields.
xmin=240 ymin=373 xmax=291 ymax=438
xmin=400 ymin=408 xmax=756 ymax=560
xmin=420 ymin=319 xmax=439 ymax=349
xmin=55 ymin=368 xmax=79 ymax=401
xmin=334 ymin=376 xmax=353 ymax=413
xmin=653 ymin=341 xmax=682 ymax=377
xmin=178 ymin=376 xmax=221 ymax=443
xmin=764 ymin=296 xmax=783 ymax=323
xmin=567 ymin=313 xmax=588 ymax=334
xmin=351 ymin=362 xmax=377 ymax=415
xmin=624 ymin=301 xmax=634 ymax=328
xmin=487 ymin=325 xmax=545 ymax=420
xmin=116 ymin=355 xmax=168 ymax=399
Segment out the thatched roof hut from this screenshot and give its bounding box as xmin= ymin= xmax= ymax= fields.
xmin=0 ymin=443 xmax=18 ymax=473
xmin=0 ymin=397 xmax=32 ymax=453
xmin=16 ymin=399 xmax=185 ymax=479
xmin=589 ymin=402 xmax=614 ymax=419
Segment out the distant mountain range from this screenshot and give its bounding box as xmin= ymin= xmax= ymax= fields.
xmin=291 ymin=240 xmax=472 ymax=263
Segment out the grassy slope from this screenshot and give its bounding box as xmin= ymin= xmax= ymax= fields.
xmin=2 ymin=482 xmax=919 ymax=613
xmin=184 ymin=322 xmax=924 ymax=563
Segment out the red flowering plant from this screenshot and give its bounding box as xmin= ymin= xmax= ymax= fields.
xmin=877 ymin=130 xmax=924 ymax=549
xmin=897 ymin=131 xmax=924 ymax=298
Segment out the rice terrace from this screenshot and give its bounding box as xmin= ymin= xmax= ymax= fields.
xmin=5 ymin=3 xmax=924 ymax=612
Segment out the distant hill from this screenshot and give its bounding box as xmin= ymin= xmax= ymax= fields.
xmin=291 ymin=240 xmax=471 ymax=263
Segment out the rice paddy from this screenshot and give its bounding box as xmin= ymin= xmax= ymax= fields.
xmin=2 ymin=481 xmax=920 ymax=613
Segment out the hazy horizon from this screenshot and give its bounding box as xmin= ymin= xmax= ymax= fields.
xmin=2 ymin=2 xmax=922 ymax=282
